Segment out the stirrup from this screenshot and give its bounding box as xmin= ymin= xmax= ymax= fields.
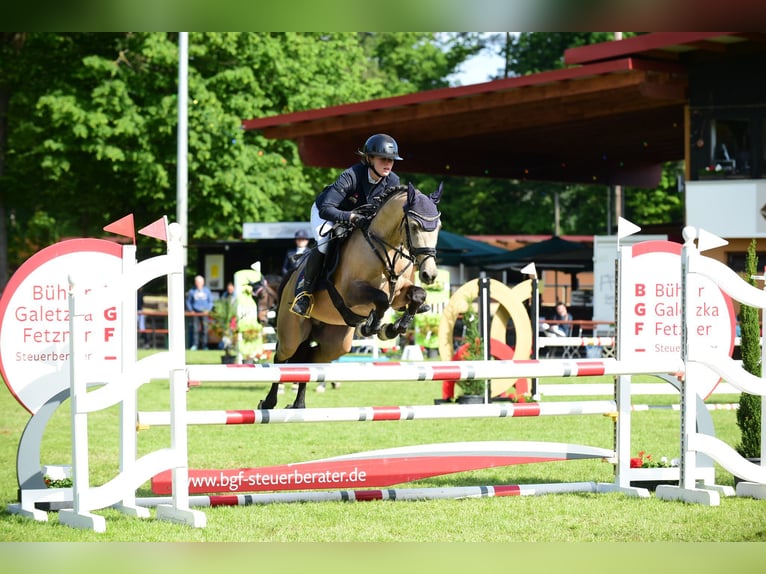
xmin=290 ymin=292 xmax=314 ymax=318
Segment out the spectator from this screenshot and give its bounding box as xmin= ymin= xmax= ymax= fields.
xmin=185 ymin=274 xmax=214 ymax=350
xmin=221 ymin=281 xmax=236 ymax=300
xmin=549 ymin=301 xmax=573 ymax=337
xmin=137 ymin=287 xmax=149 ymax=349
xmin=281 ymin=229 xmax=311 ymax=277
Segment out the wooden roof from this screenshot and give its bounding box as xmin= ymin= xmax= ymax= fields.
xmin=243 ymin=33 xmax=764 ymax=187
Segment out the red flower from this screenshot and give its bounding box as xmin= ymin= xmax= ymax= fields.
xmin=630 ymin=457 xmax=643 ymax=468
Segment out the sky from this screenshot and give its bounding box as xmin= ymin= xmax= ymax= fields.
xmin=450 ymin=51 xmax=505 ymax=85
xmin=447 ymin=33 xmax=508 ymax=86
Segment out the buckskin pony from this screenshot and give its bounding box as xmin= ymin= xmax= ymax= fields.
xmin=260 ymin=182 xmax=443 ymax=409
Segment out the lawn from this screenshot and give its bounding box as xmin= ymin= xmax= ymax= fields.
xmin=1 ymin=349 xmax=763 ymax=546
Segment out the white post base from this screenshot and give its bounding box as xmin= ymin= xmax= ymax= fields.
xmin=655 ymin=485 xmax=721 ymax=506
xmin=156 ymin=504 xmax=207 ymax=528
xmin=696 ymin=483 xmax=735 ymax=497
xmin=112 ymin=502 xmax=151 ymax=518
xmin=59 ymin=509 xmax=107 ymax=532
xmin=401 ymin=345 xmax=424 ymax=361
xmin=6 ymin=502 xmax=48 ymax=522
xmin=736 ymin=481 xmax=766 ymax=499
xmin=596 ymin=482 xmax=651 ymax=498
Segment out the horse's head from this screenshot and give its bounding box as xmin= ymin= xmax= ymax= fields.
xmin=403 ymin=182 xmax=442 ymax=284
xmin=368 ymin=182 xmax=442 ymax=284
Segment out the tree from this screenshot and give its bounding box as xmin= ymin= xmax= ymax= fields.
xmin=737 ymin=239 xmax=762 ymax=459
xmin=1 ymin=33 xmax=688 ymax=283
xmin=1 ymin=33 xmax=482 ymax=285
xmin=488 ymin=32 xmax=624 ymax=78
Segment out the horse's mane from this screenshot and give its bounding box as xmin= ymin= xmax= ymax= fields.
xmin=370 ymin=184 xmax=409 ymax=210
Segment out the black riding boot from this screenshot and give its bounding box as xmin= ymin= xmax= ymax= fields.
xmin=291 ymin=250 xmax=325 ymax=317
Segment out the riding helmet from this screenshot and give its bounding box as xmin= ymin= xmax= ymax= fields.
xmin=294 ymin=229 xmax=309 ymax=239
xmin=358 ymin=134 xmax=403 ymax=161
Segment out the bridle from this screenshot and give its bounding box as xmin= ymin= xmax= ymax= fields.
xmin=359 ymin=190 xmax=439 ymax=303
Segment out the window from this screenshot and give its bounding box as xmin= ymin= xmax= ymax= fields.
xmin=690 ymin=109 xmax=764 ymax=181
xmin=710 ymin=119 xmax=751 ymax=176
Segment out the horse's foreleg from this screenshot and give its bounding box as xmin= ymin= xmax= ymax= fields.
xmin=378 ymin=286 xmax=428 ymax=340
xmin=359 ymin=310 xmax=379 ymax=337
xmin=349 ymin=283 xmax=389 ymax=337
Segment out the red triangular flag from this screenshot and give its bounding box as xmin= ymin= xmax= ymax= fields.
xmin=103 ymin=214 xmax=135 ymax=243
xmin=138 ymin=216 xmax=168 ymax=242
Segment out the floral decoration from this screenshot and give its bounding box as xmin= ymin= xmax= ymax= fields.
xmin=629 ymin=451 xmax=678 ymax=468
xmin=453 ymin=302 xmax=487 ymax=396
xmin=44 ymin=475 xmax=73 ymax=488
xmin=698 ymin=163 xmax=734 ymax=178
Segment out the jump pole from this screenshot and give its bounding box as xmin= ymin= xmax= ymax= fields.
xmin=136 ymin=481 xmax=609 ymax=508
xmin=185 ymin=357 xmax=685 ymax=385
xmin=138 ymin=400 xmax=619 ymax=427
xmin=138 ymin=400 xmax=617 ymax=430
xmin=137 ymin=400 xmax=738 ymax=428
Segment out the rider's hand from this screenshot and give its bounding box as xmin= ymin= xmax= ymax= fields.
xmin=349 ymin=213 xmax=370 ymax=230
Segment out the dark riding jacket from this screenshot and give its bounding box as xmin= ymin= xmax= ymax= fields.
xmin=315 ymin=163 xmax=400 ymax=223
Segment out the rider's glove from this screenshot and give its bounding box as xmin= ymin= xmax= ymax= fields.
xmin=349 ymin=212 xmax=371 ymax=230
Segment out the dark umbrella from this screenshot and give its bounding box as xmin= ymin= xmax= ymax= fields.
xmin=482 ymin=236 xmax=593 ymax=271
xmin=436 ymin=230 xmax=512 ymax=266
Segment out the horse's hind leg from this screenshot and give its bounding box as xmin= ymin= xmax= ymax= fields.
xmin=289 ymin=383 xmax=308 ymax=409
xmin=284 ymin=338 xmax=314 ymax=409
xmin=259 ymin=339 xmax=311 ymax=410
xmin=259 ymin=383 xmax=281 ymax=410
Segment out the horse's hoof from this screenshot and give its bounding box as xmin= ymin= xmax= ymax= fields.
xmin=416 ymin=304 xmax=430 ymax=314
xmin=316 ymin=382 xmax=326 ymax=393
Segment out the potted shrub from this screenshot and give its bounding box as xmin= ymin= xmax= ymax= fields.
xmin=735 ymin=239 xmax=762 ymax=474
xmin=210 ymin=297 xmax=237 ymax=363
xmin=452 ymin=301 xmax=488 ymax=403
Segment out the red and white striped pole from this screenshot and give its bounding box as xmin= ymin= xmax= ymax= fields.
xmin=138 ymin=400 xmax=618 ymax=427
xmin=137 ymin=481 xmax=608 ymax=508
xmin=186 ymin=357 xmax=684 ymax=385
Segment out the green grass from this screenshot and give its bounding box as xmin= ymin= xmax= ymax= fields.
xmin=1 ymin=350 xmax=764 ymax=543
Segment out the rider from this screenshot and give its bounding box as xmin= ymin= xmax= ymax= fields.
xmin=290 ymin=133 xmax=403 ymax=317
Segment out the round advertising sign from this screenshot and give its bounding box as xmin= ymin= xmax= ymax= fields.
xmin=0 ymin=239 xmax=124 ymax=414
xmin=621 ymin=240 xmax=736 ymax=398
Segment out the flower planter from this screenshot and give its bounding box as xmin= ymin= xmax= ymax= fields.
xmin=457 ymin=394 xmax=486 ymax=405
xmin=221 ymin=354 xmax=236 ymax=364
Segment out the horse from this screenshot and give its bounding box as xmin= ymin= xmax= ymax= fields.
xmin=248 ymin=275 xmax=280 ymax=327
xmin=259 ymin=182 xmax=443 ymax=409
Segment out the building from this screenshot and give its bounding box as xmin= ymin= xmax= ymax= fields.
xmin=242 ymin=33 xmax=766 ymax=275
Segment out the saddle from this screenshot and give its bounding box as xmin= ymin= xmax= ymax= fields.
xmin=291 ymin=222 xmax=368 ymax=326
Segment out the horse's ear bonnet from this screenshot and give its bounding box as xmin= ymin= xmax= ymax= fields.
xmin=404 ymin=182 xmax=441 ymax=232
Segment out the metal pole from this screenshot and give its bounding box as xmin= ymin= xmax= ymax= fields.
xmin=177 ymin=32 xmax=189 ymax=266
xmin=478 ymin=273 xmax=491 ymax=402
xmin=530 ymin=275 xmax=540 ymax=399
